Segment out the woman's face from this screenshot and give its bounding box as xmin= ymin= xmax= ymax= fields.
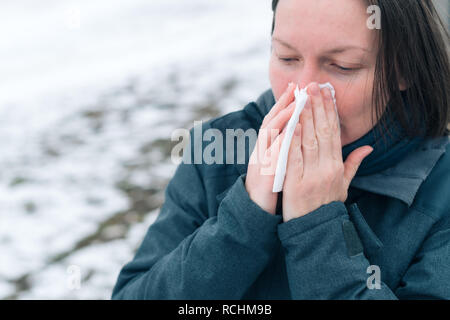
xmin=269 ymin=0 xmax=380 ymax=146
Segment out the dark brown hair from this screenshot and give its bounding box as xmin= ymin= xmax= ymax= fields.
xmin=271 ymin=0 xmax=450 ymax=139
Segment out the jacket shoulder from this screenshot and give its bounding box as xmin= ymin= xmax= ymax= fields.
xmin=187 ymin=100 xmax=266 ymax=182
xmin=413 ymin=136 xmax=450 ymax=221
xmin=207 ymin=103 xmax=263 ymax=133
xmin=206 ymin=88 xmax=274 ymax=132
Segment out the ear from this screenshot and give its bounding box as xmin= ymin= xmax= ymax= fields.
xmin=395 ymin=67 xmax=409 ymax=91
xmin=398 ymin=76 xmax=408 ymax=91
xmin=395 ymin=62 xmax=409 ymax=91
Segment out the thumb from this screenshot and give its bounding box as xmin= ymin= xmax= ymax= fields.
xmin=343 ymin=145 xmax=373 ymax=185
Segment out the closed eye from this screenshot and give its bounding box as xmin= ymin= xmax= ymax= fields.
xmin=332 ymin=64 xmax=357 ymax=72
xmin=278 ymin=58 xmax=359 ymax=73
xmin=279 ymin=58 xmax=298 ymax=63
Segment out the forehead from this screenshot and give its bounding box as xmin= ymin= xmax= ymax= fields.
xmin=274 ymin=0 xmax=376 ymax=52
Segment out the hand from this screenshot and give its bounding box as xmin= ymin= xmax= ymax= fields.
xmin=245 ymin=82 xmax=296 ymax=214
xmin=282 ymin=82 xmax=373 ymax=222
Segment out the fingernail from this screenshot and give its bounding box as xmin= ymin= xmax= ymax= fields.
xmin=309 ymin=83 xmax=320 ymax=96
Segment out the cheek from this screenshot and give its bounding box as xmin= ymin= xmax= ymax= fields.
xmin=269 ymin=56 xmax=291 ymax=101
xmin=335 ymin=82 xmax=373 ymax=121
xmin=335 ymin=69 xmax=375 ymax=118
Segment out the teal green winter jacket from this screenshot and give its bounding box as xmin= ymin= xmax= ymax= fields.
xmin=112 ymin=89 xmax=450 ymax=299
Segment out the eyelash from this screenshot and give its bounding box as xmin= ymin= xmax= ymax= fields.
xmin=278 ymin=58 xmax=358 ymax=73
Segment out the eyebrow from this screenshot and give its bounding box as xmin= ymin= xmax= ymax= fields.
xmin=272 ymin=37 xmax=371 ymax=54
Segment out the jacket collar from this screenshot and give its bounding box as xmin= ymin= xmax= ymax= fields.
xmin=350 ymin=135 xmax=449 ymax=206
xmin=237 ymin=89 xmax=450 ymax=207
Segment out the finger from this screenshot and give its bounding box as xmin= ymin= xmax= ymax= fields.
xmin=300 ymin=99 xmax=319 ymax=176
xmin=343 ymin=146 xmax=373 ymax=186
xmin=261 ymin=101 xmax=295 ymax=149
xmin=266 ymin=124 xmax=288 ymax=159
xmin=322 ymin=87 xmax=339 ymax=133
xmin=260 ymin=129 xmax=287 ymax=176
xmin=308 ymin=83 xmax=333 ymax=162
xmin=322 ymin=87 xmax=342 ymax=160
xmin=284 ymin=123 xmax=303 ymax=187
xmin=262 ymin=82 xmax=296 ymax=128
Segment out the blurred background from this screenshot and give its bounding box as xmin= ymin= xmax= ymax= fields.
xmin=0 ymin=0 xmax=273 ymax=299
xmin=0 ymin=0 xmax=448 ymax=300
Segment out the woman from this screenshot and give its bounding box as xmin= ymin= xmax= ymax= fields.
xmin=112 ymin=0 xmax=450 ymax=299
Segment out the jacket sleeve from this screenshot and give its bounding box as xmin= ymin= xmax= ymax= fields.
xmin=394 ymin=215 xmax=450 ymax=299
xmin=111 ymin=155 xmax=282 ymax=299
xmin=278 ymin=201 xmax=450 ymax=299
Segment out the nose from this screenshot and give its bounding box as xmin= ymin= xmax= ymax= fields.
xmin=293 ymin=61 xmax=324 ymax=89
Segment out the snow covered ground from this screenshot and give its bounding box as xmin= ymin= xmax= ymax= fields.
xmin=0 ymin=0 xmax=273 ymax=299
